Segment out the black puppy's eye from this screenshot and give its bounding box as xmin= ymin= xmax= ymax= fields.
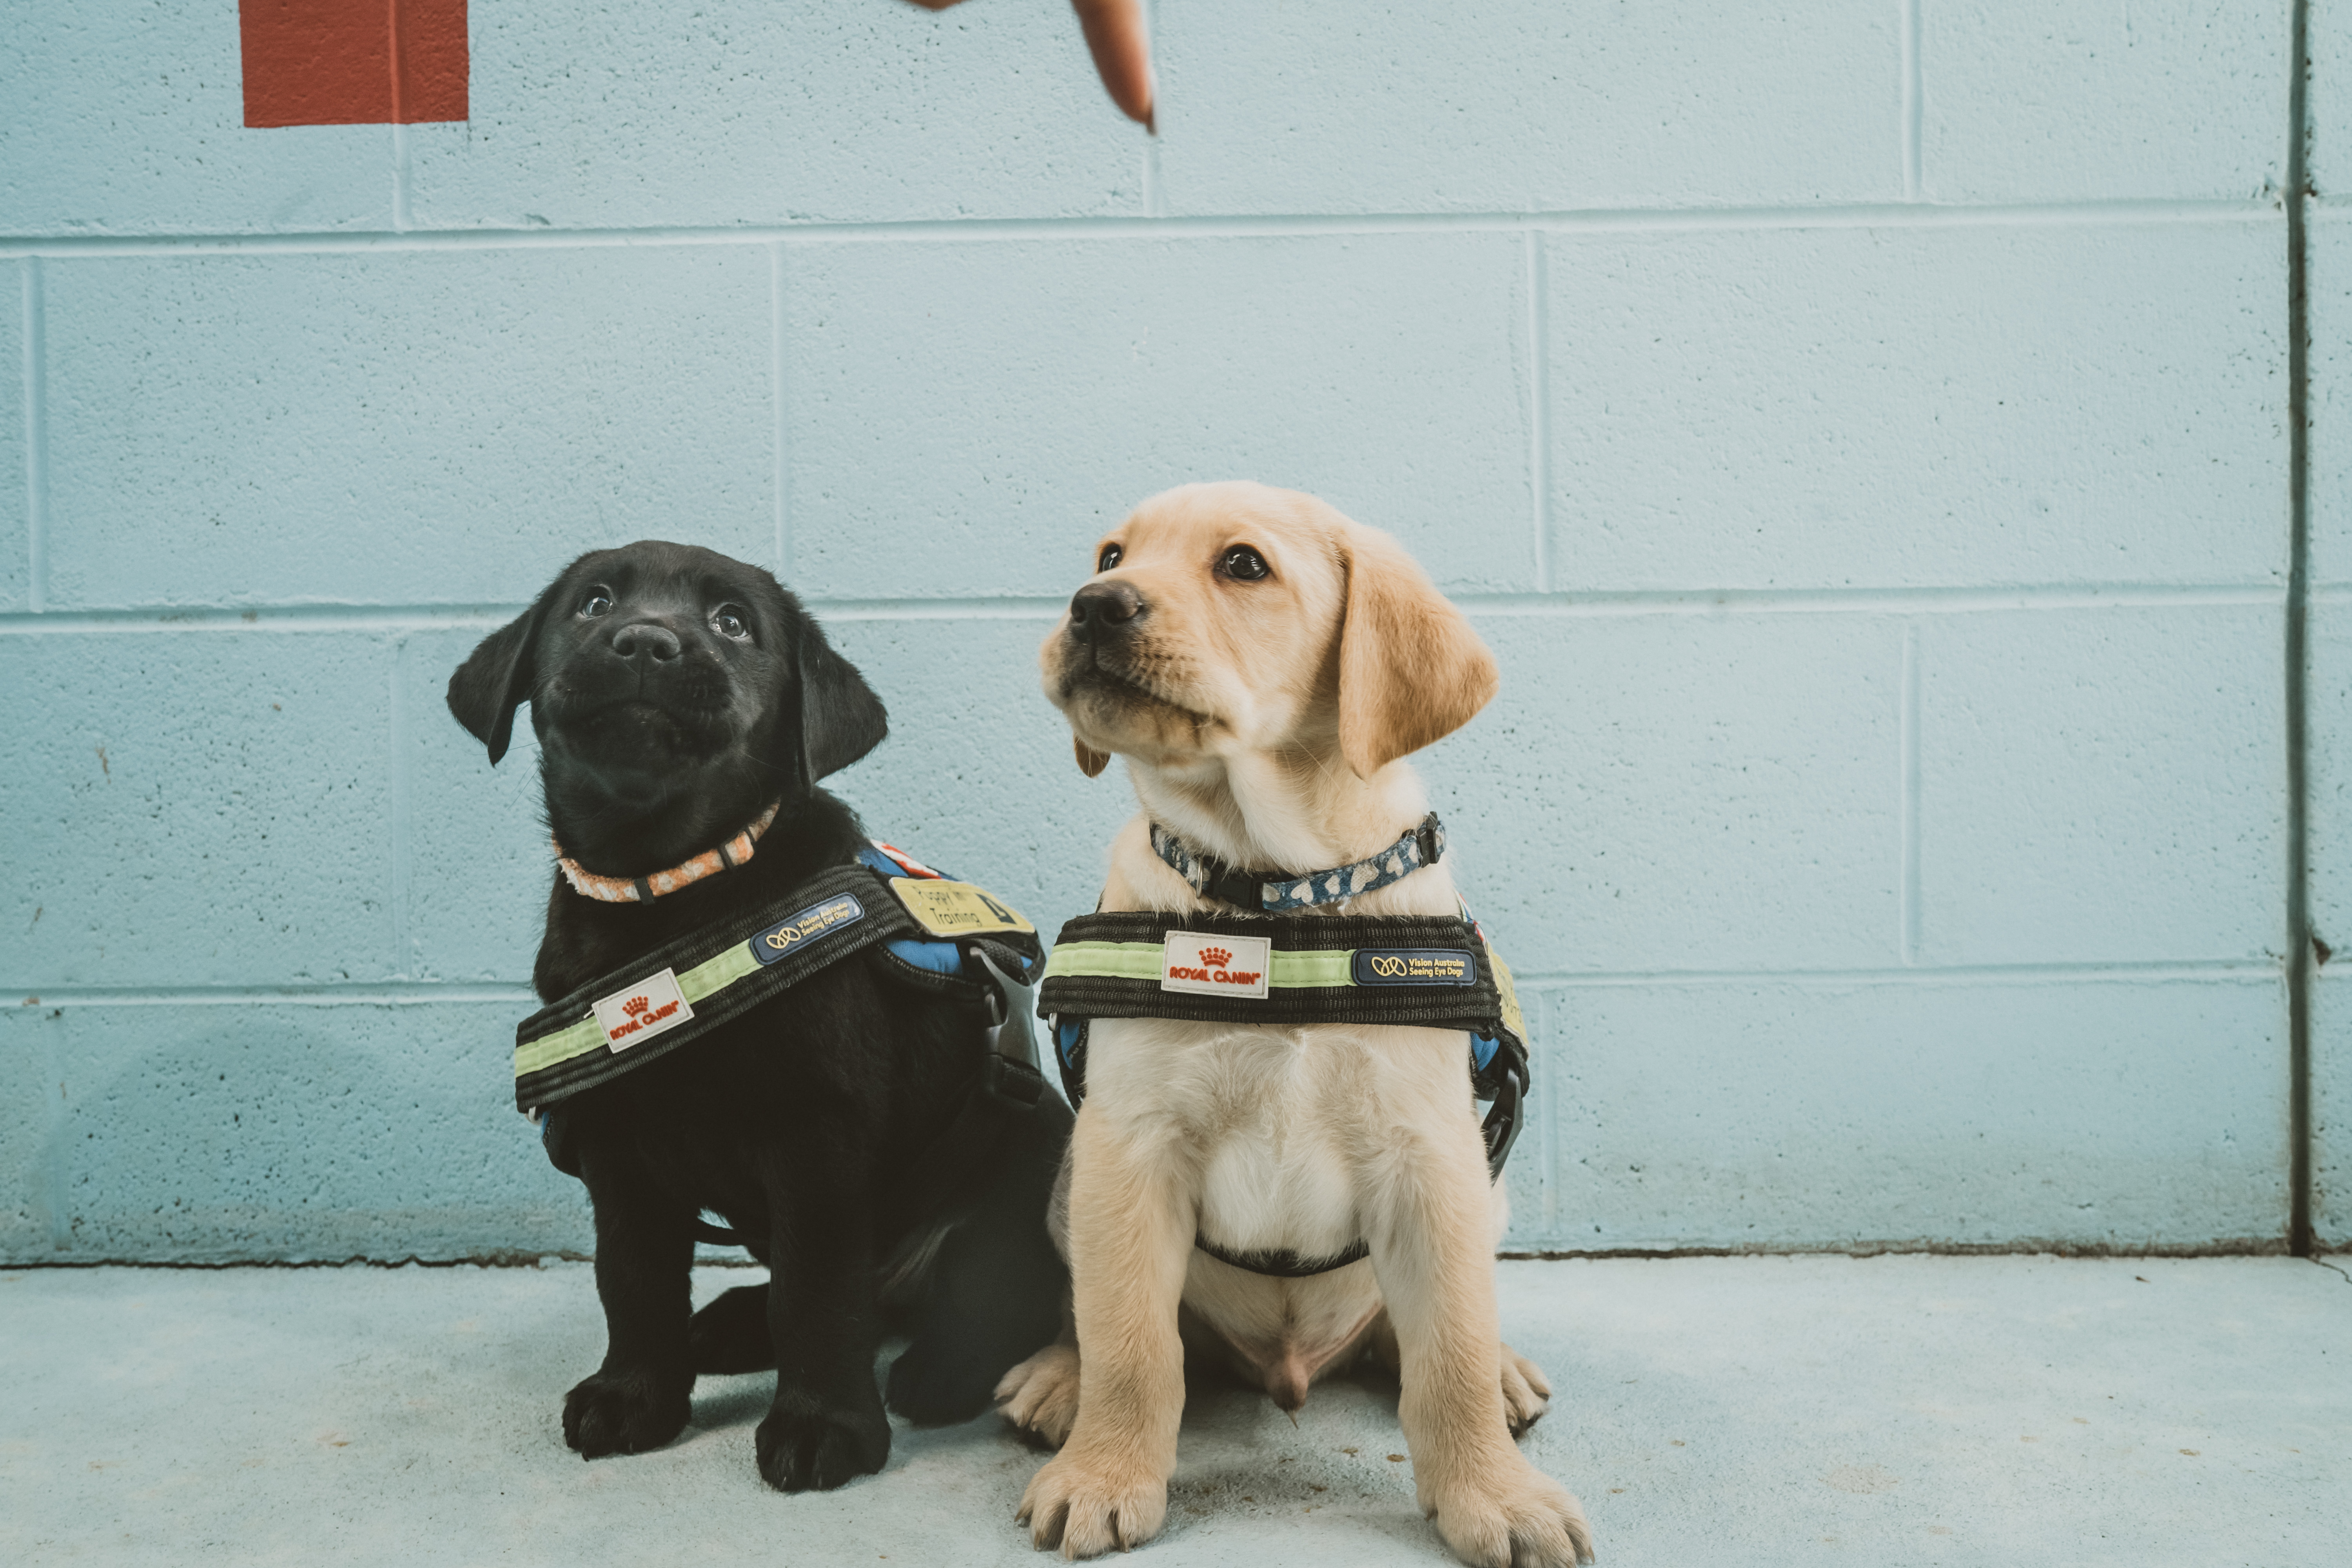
xmin=1098 ymin=544 xmax=1123 ymax=573
xmin=579 ymin=588 xmax=614 ymax=618
xmin=712 ymin=605 xmax=752 ymax=642
xmin=1218 ymin=545 xmax=1270 ymax=582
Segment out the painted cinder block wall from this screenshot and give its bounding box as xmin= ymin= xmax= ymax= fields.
xmin=0 ymin=1 xmax=2331 ymax=1262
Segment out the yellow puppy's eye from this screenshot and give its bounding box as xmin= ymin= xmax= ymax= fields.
xmin=1098 ymin=544 xmax=1123 ymax=572
xmin=1218 ymin=545 xmax=1270 ymax=582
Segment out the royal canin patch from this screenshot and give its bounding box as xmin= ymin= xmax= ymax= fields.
xmin=591 ymin=967 xmax=694 ymax=1054
xmin=1158 ymin=930 xmax=1271 ymax=1000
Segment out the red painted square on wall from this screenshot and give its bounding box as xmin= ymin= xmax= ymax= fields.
xmin=241 ymin=0 xmax=468 ymax=128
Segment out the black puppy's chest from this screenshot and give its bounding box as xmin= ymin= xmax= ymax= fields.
xmin=532 ymin=818 xmax=980 ymax=1209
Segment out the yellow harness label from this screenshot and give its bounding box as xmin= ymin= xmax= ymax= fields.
xmin=889 ymin=878 xmax=1036 ymax=938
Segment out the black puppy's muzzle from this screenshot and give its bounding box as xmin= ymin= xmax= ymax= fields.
xmin=1067 ymin=581 xmax=1145 ymax=646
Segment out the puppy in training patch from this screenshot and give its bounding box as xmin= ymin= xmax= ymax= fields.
xmin=448 ymin=541 xmax=1071 ymax=1492
xmin=1000 ymin=483 xmax=1593 ymax=1566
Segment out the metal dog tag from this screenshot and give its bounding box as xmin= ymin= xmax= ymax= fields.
xmin=1160 ymin=930 xmax=1271 ymax=1000
xmin=592 ymin=967 xmax=695 ymax=1053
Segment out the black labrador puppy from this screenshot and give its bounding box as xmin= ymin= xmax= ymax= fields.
xmin=447 ymin=540 xmax=1069 ymax=1490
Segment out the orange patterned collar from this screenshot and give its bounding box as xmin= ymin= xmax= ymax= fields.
xmin=554 ymin=801 xmax=783 ymax=904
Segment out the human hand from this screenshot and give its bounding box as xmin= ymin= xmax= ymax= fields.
xmin=900 ymin=0 xmax=1155 ymax=129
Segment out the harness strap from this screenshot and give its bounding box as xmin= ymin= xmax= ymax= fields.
xmin=1195 ymin=1235 xmax=1371 ymax=1277
xmin=1038 ymin=909 xmax=1522 ymax=1067
xmin=515 ymin=861 xmax=1044 ymax=1112
xmin=885 ymin=1054 xmax=1066 ymax=1217
xmin=1037 ymin=907 xmax=1532 ymax=1275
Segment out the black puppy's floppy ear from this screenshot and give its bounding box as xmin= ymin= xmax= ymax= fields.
xmin=787 ymin=610 xmax=889 ymax=796
xmin=447 ymin=586 xmax=559 ymax=766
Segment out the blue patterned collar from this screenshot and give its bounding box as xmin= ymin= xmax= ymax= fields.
xmin=1148 ymin=813 xmax=1447 ymax=912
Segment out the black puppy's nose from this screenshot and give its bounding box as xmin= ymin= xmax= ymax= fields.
xmin=610 ymin=621 xmax=683 ymax=666
xmin=1068 ymin=581 xmax=1145 ymax=643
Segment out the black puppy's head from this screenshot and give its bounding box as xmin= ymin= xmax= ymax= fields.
xmin=447 ymin=542 xmax=885 ymax=865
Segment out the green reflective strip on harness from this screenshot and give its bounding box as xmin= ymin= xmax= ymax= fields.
xmin=1040 ymin=942 xmax=1354 ymax=989
xmin=516 ymin=940 xmax=763 ymax=1078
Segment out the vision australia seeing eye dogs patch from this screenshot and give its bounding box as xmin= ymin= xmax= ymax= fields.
xmin=752 ymin=893 xmax=866 ymax=965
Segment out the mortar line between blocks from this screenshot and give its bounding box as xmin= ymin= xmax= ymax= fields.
xmin=1525 ymin=231 xmax=1552 ymax=592
xmin=2285 ymin=0 xmax=2316 ymax=1258
xmin=6 ymin=961 xmax=2278 ymax=1009
xmin=22 ymin=257 xmax=45 ymax=613
xmin=0 ymin=199 xmax=2281 ymax=257
xmin=770 ymin=241 xmax=790 ymax=581
xmin=0 ymin=583 xmax=2290 ymax=633
xmin=11 ymin=985 xmax=542 ymax=1007
xmin=388 ymin=637 xmax=413 ymax=975
xmin=1901 ymin=0 xmax=1924 ymax=200
xmin=1902 ymin=622 xmax=1922 ymax=962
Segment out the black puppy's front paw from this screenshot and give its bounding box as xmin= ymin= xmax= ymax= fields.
xmin=689 ymin=1284 xmax=775 ymax=1374
xmin=563 ymin=1367 xmax=691 ymax=1458
xmin=755 ymin=1387 xmax=891 ymax=1492
xmin=885 ymin=1335 xmax=1001 ymax=1427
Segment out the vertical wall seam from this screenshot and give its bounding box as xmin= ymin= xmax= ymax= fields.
xmin=388 ymin=4 xmax=413 ymax=230
xmin=1901 ymin=0 xmax=1924 ymax=199
xmin=1901 ymin=621 xmax=1922 ymax=963
xmin=771 ymin=241 xmax=791 ymax=581
xmin=1526 ymin=231 xmax=1552 ymax=593
xmin=1537 ymin=990 xmax=1559 ymax=1240
xmin=387 ymin=0 xmax=405 ymax=124
xmin=388 ymin=637 xmax=413 ymax=977
xmin=392 ymin=127 xmax=413 ymax=234
xmin=23 ymin=257 xmax=45 ymax=614
xmin=38 ymin=1007 xmax=70 ymax=1252
xmin=2286 ymin=0 xmax=2315 ymax=1257
xmin=1140 ymin=0 xmax=1164 ymax=216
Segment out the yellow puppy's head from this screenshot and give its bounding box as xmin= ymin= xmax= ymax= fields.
xmin=1039 ymin=481 xmax=1499 ymax=780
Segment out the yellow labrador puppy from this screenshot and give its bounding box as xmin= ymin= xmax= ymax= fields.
xmin=1000 ymin=482 xmax=1593 ymax=1566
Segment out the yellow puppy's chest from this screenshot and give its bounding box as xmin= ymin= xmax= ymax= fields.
xmin=1090 ymin=1016 xmax=1392 ymax=1259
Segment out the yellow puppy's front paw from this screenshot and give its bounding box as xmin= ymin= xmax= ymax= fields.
xmin=1017 ymin=1452 xmax=1169 ymax=1560
xmin=1425 ymin=1459 xmax=1595 ymax=1568
xmin=1500 ymin=1343 xmax=1553 ymax=1437
xmin=995 ymin=1344 xmax=1082 ymax=1449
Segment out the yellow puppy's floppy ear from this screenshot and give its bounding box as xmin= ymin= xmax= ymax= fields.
xmin=1074 ymin=737 xmax=1112 ymax=778
xmin=1336 ymin=524 xmax=1499 ymax=779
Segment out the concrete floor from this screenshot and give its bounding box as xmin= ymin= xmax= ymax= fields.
xmin=2 ymin=1256 xmax=2346 ymax=1567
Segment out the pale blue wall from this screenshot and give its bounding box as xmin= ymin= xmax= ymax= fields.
xmin=0 ymin=2 xmax=2327 ymax=1261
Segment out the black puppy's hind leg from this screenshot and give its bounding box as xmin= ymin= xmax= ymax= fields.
xmin=755 ymin=1134 xmax=892 ymax=1492
xmin=886 ymin=1100 xmax=1073 ymax=1426
xmin=564 ymin=1146 xmax=697 ymax=1458
xmin=690 ymin=1284 xmax=775 ymax=1374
